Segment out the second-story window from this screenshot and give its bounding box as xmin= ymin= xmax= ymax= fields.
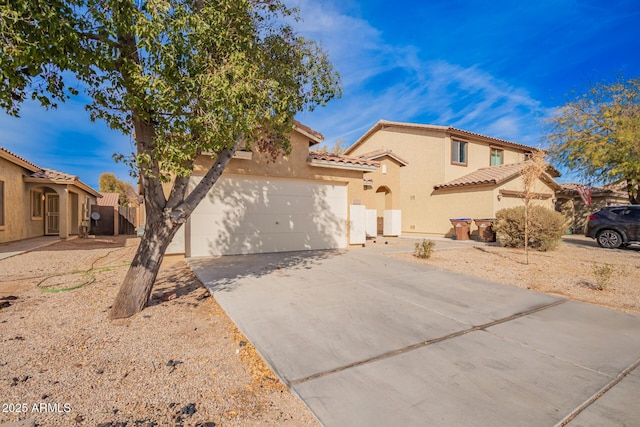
xmin=490 ymin=148 xmax=504 ymax=166
xmin=451 ymin=139 xmax=467 ymax=165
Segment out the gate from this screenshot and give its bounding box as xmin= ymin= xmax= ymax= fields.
xmin=118 ymin=206 xmax=137 ymax=235
xmin=90 ymin=205 xmax=115 ymax=235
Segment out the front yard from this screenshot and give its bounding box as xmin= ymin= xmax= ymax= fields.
xmin=0 ymin=237 xmax=318 ymax=426
xmin=392 ymin=236 xmax=640 ymax=315
xmin=2 ymin=234 xmax=638 ymax=425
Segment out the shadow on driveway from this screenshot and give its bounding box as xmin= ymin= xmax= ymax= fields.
xmin=188 ymin=249 xmax=342 ymax=293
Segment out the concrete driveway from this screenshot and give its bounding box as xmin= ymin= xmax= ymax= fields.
xmin=188 ymin=243 xmax=640 ymax=426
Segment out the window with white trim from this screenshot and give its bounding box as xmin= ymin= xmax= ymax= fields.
xmin=451 ymin=140 xmax=468 ymax=165
xmin=490 ymin=148 xmax=504 ymax=166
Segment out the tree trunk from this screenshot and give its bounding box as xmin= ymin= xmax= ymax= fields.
xmin=109 ymin=220 xmax=180 ymax=319
xmin=627 ymin=178 xmax=639 ymax=204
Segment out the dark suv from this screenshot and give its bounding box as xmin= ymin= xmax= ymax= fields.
xmin=585 ymin=205 xmax=640 ymax=248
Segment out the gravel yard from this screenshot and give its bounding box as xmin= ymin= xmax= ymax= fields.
xmin=0 ymin=236 xmax=318 ymax=427
xmin=2 ymin=234 xmax=638 ymax=426
xmin=391 ymin=237 xmax=640 ymax=315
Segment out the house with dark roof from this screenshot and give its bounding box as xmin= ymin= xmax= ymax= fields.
xmin=0 ymin=146 xmax=101 ymax=244
xmin=344 ymin=120 xmax=561 ymax=238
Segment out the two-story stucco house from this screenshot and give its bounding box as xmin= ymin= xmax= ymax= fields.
xmin=0 ymin=146 xmax=100 ymax=244
xmin=344 ymin=120 xmax=561 ymax=238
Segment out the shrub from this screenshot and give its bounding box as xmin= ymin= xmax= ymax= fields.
xmin=414 ymin=239 xmax=435 ymax=259
xmin=592 ymin=264 xmax=613 ymax=290
xmin=493 ymin=206 xmax=565 ymax=251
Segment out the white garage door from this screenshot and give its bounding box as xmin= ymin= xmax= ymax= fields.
xmin=186 ymin=175 xmax=347 ymax=257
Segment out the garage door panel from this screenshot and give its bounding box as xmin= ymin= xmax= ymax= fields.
xmin=187 ymin=176 xmax=347 ymax=257
xmin=191 ymin=212 xmax=336 ymax=235
xmin=193 ymin=231 xmax=336 ymax=256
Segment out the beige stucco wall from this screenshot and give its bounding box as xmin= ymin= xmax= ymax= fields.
xmin=1 ymin=155 xmax=97 ymax=243
xmin=355 ymin=156 xmax=403 ymax=210
xmin=347 ymin=126 xmax=552 ymax=236
xmin=421 ymin=186 xmax=496 ymax=237
xmin=194 ymin=132 xmax=362 ymax=186
xmin=0 ymin=157 xmax=44 ymax=243
xmin=176 ymin=130 xmax=367 ymax=249
xmin=348 ymin=127 xmax=448 ymax=235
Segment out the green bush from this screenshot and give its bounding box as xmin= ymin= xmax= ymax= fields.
xmin=493 ymin=206 xmax=565 ymax=251
xmin=414 ymin=239 xmax=435 ymax=259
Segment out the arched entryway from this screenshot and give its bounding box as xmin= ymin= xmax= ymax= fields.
xmin=375 ymin=186 xmax=392 ymax=235
xmin=24 ymin=183 xmax=84 ymax=238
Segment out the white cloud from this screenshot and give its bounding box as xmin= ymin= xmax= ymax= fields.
xmin=287 ymin=0 xmax=551 ymax=149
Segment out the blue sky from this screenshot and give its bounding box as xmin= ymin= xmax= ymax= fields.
xmin=1 ymin=0 xmax=639 ymax=188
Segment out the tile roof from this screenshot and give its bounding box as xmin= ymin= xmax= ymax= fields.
xmin=357 ymin=149 xmax=409 ymax=166
xmin=434 ymin=162 xmax=560 ymax=190
xmin=27 ymin=169 xmax=78 ymax=182
xmin=97 ymin=192 xmax=120 ymax=207
xmin=294 ymin=120 xmax=324 ymax=144
xmin=345 ymin=120 xmax=536 ymax=155
xmin=0 ymin=145 xmax=41 ymax=171
xmin=308 ymin=150 xmax=380 ymax=168
xmin=25 ymin=168 xmax=102 ymax=197
xmin=558 ymin=183 xmax=628 ymax=196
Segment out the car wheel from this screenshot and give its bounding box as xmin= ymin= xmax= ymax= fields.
xmin=596 ymin=230 xmax=623 ymax=249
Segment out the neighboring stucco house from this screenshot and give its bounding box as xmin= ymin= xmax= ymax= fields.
xmin=344 ymin=120 xmax=561 ymax=238
xmin=556 ymin=183 xmax=629 ymax=234
xmin=0 ymin=146 xmax=100 ymax=244
xmin=167 ymin=122 xmax=379 ymax=257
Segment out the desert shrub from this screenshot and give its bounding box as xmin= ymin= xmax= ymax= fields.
xmin=592 ymin=264 xmax=613 ymax=290
xmin=414 ymin=239 xmax=435 ymax=259
xmin=493 ymin=206 xmax=565 ymax=251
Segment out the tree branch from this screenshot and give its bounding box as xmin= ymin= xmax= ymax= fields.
xmin=78 ymin=31 xmax=122 ymax=48
xmin=166 ymin=175 xmax=190 ymax=211
xmin=181 ymin=143 xmax=239 ymax=217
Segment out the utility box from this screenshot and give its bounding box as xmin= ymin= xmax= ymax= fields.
xmin=474 ymin=218 xmax=496 ymax=242
xmin=450 ymin=218 xmax=472 ymax=240
xmin=383 ymin=210 xmax=402 ymax=237
xmin=349 ymin=205 xmax=367 ymax=245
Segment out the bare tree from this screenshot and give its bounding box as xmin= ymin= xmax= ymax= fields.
xmin=521 ymin=151 xmax=549 ymax=264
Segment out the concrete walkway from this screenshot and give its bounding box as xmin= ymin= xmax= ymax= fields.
xmin=188 ymin=245 xmax=640 ymax=427
xmin=0 ymin=236 xmax=61 ymax=261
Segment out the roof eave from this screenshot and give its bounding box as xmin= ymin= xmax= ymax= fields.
xmin=361 ymin=152 xmax=409 ymax=166
xmin=434 ymin=181 xmax=498 ymax=191
xmin=447 ymin=127 xmax=536 ymax=153
xmin=0 ymin=149 xmax=41 ymax=172
xmin=23 ymin=177 xmax=101 ymax=198
xmin=294 ymin=125 xmax=323 ymax=146
xmin=308 ymin=158 xmax=378 ymax=172
xmin=345 ymin=120 xmax=450 ymax=155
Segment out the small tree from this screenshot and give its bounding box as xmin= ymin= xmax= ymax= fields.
xmin=547 ymin=76 xmax=640 ymax=204
xmin=520 ymin=150 xmax=549 ymax=264
xmin=319 ymin=139 xmax=346 ymax=155
xmin=1 ymin=0 xmax=340 ymax=318
xmin=99 ymin=173 xmax=135 ymax=206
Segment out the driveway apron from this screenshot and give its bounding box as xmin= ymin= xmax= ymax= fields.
xmin=188 ymin=247 xmax=640 ymax=427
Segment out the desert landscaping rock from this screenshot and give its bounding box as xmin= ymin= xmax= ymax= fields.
xmin=392 ymin=237 xmax=640 ymax=315
xmin=0 ymin=236 xmax=318 ymax=426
